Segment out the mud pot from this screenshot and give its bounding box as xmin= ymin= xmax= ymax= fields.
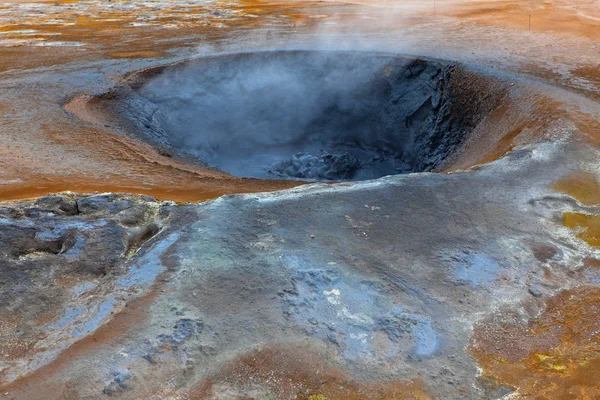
xmin=91 ymin=51 xmax=515 ymax=181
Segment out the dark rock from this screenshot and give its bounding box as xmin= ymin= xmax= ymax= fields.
xmin=158 ymin=318 xmax=204 ymax=349
xmin=529 ymin=287 xmax=543 ymax=297
xmin=35 ymin=195 xmax=78 ymax=215
xmin=126 ymin=223 xmax=160 ymax=254
xmin=116 ymin=206 xmax=147 ymax=226
xmin=103 ymin=371 xmax=131 ymax=396
xmin=172 ymin=318 xmax=203 ymax=343
xmin=269 ymin=151 xmax=361 ymax=181
xmin=76 ymin=194 xmax=134 ymax=216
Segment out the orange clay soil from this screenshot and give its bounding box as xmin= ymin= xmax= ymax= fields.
xmin=469 ymin=286 xmax=600 ymax=400
xmin=0 ymin=0 xmax=325 ymax=72
xmin=439 ymin=0 xmax=600 ymax=40
xmin=468 ymin=176 xmax=600 ymax=397
xmin=0 ymin=0 xmax=597 ymax=204
xmin=283 ymin=0 xmax=600 ymax=40
xmin=553 ymin=172 xmax=600 ymax=206
xmin=552 ymin=172 xmax=600 ymax=249
xmin=190 ymin=346 xmax=432 ymax=400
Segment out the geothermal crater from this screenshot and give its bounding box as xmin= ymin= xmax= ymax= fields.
xmin=101 ymin=51 xmax=512 ymax=181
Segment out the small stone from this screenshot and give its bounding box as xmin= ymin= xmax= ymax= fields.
xmin=529 ymin=287 xmax=542 ymax=297
xmin=142 ymin=353 xmax=156 ymax=364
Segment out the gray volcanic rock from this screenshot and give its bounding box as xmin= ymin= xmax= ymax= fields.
xmin=0 ymin=193 xmax=179 ymax=383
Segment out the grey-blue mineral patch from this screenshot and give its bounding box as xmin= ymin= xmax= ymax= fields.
xmin=0 ymin=218 xmax=35 ymax=227
xmin=103 ymin=370 xmax=132 ymax=396
xmin=70 ymin=281 xmax=97 ymax=296
xmin=35 ymin=219 xmax=107 ymax=240
xmin=74 ymin=297 xmax=117 ymax=338
xmin=584 ymin=271 xmax=600 ymax=284
xmin=118 ymin=232 xmax=179 ymax=288
xmin=48 ymin=305 xmax=86 ymax=331
xmin=453 ymin=253 xmax=501 ymax=287
xmin=63 ymin=233 xmax=86 ymax=259
xmin=281 ymin=254 xmax=439 ymax=360
xmin=46 ymin=297 xmax=118 ymax=339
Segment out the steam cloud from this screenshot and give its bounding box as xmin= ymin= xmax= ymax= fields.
xmin=134 ymin=51 xmax=460 ymax=181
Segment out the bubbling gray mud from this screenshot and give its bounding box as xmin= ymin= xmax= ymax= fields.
xmin=112 ymin=51 xmax=507 ymax=181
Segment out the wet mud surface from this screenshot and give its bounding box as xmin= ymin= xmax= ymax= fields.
xmin=1 ymin=0 xmax=600 ymax=399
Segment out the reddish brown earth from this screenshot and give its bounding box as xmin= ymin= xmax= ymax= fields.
xmin=0 ymin=0 xmax=598 ymax=203
xmin=469 ymin=286 xmax=600 ymax=400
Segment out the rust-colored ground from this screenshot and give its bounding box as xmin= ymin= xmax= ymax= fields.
xmin=192 ymin=346 xmax=431 ymax=400
xmin=0 ymin=0 xmax=598 ymax=204
xmin=553 ymin=173 xmax=600 ymax=248
xmin=467 ymin=172 xmax=600 ymax=398
xmin=444 ymin=0 xmax=600 ymax=40
xmin=470 ymin=286 xmax=600 ymax=400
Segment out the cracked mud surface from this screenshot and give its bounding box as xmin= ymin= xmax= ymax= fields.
xmin=1 ymin=0 xmax=600 ymax=399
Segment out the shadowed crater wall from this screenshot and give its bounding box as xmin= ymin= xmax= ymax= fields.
xmin=94 ymin=51 xmax=515 ymax=181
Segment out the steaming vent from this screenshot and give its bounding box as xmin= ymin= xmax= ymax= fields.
xmin=105 ymin=51 xmax=510 ymax=181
